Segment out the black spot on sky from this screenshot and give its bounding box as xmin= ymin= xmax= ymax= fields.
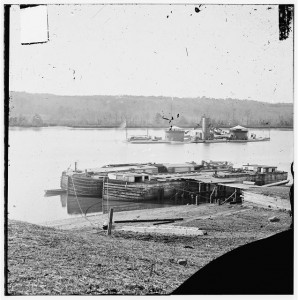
xmin=167 ymin=15 xmax=169 ymax=18
xmin=195 ymin=7 xmax=201 ymax=13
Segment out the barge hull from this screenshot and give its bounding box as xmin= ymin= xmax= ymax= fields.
xmin=61 ymin=174 xmax=103 ymax=197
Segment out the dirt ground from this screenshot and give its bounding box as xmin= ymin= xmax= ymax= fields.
xmin=249 ymin=186 xmax=290 ymax=199
xmin=6 ymin=202 xmax=292 ymax=295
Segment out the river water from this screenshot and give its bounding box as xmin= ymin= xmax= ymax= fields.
xmin=8 ymin=127 xmax=294 ymax=224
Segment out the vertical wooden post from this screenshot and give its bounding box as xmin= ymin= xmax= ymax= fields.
xmin=102 ymin=177 xmax=105 ymax=214
xmin=175 ymin=191 xmax=178 ymax=204
xmin=195 ymin=195 xmax=198 ymax=205
xmin=107 ymin=208 xmax=114 ymax=236
xmin=215 ymin=186 xmax=218 ymax=204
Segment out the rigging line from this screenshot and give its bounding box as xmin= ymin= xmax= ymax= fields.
xmin=210 ymin=186 xmax=216 ymax=202
xmin=174 ymin=186 xmax=204 ymax=195
xmin=106 ymin=176 xmax=109 ymax=214
xmin=169 ymin=187 xmax=211 ymax=201
xmin=221 ymin=190 xmax=237 ymax=205
xmin=70 ymin=175 xmax=100 ymax=229
xmin=84 ymin=201 xmax=102 ymax=216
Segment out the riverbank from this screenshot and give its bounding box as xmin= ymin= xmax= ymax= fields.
xmin=7 ymin=202 xmax=291 ymax=295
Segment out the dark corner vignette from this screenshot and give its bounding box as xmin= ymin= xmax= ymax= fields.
xmin=4 ymin=4 xmax=10 ymax=296
xmin=279 ymin=4 xmax=294 ymax=41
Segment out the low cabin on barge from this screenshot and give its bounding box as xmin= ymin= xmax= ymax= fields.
xmin=108 ymin=172 xmax=151 ymax=183
xmin=163 ymin=163 xmax=196 ymax=173
xmin=242 ymin=164 xmax=287 ymax=185
xmin=243 ymin=164 xmax=277 ymax=173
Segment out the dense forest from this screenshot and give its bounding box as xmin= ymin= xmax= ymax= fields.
xmin=8 ymin=92 xmax=293 ymax=128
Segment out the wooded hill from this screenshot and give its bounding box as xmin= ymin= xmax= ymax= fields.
xmin=8 ymin=91 xmax=293 ymax=128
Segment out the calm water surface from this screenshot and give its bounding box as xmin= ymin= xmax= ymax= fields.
xmin=8 ymin=127 xmax=294 ymax=224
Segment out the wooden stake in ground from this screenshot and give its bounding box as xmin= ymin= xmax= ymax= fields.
xmin=107 ymin=208 xmax=114 ymax=236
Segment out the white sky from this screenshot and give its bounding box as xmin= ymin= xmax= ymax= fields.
xmin=9 ymin=4 xmax=294 ymax=103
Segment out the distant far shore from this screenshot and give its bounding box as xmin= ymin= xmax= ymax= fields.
xmin=8 ymin=124 xmax=294 ymax=130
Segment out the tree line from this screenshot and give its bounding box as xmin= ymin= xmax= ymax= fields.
xmin=8 ymin=92 xmax=293 ymax=128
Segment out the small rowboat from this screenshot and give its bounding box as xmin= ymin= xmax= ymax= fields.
xmin=45 ymin=189 xmax=67 ymax=196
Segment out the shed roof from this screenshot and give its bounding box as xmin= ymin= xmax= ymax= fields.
xmin=230 ymin=125 xmax=248 ymax=132
xmin=178 ymin=176 xmax=239 ymax=184
xmin=111 ymin=172 xmax=150 ymax=177
xmin=243 ymin=164 xmax=277 ymax=168
xmin=87 ymin=165 xmax=157 ymax=174
xmin=163 ymin=163 xmax=195 ymax=168
xmin=167 ymin=126 xmax=184 ymax=131
xmin=218 ymin=183 xmax=254 ymax=190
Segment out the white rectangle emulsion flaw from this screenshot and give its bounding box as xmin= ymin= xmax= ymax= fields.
xmin=20 ymin=6 xmax=49 ymax=45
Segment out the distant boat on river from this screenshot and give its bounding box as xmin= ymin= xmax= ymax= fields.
xmin=125 ymin=117 xmax=270 ymax=144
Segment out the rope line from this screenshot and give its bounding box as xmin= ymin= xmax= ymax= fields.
xmin=172 ymin=187 xmax=211 ymax=201
xmin=209 ymin=186 xmax=216 ymax=202
xmin=221 ymin=190 xmax=237 ymax=205
xmin=70 ymin=175 xmax=101 ymax=229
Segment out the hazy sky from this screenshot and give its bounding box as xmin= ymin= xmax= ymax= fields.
xmin=9 ymin=4 xmax=293 ymax=103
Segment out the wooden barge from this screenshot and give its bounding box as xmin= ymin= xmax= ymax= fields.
xmin=60 ymin=161 xmax=225 ymax=198
xmin=60 ymin=162 xmax=288 ymax=209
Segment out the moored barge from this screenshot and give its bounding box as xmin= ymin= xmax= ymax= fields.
xmin=60 ymin=161 xmax=287 ymax=204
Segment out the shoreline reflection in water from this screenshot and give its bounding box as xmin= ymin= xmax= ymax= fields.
xmin=63 ymin=194 xmax=194 ymax=216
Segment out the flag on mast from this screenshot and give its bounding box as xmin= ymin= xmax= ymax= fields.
xmin=119 ymin=119 xmax=128 ymax=140
xmin=119 ymin=119 xmax=127 ymax=129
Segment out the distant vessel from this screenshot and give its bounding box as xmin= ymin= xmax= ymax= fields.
xmin=127 ymin=126 xmax=190 ymax=144
xmin=127 ymin=135 xmax=168 ymax=144
xmin=126 ymin=117 xmax=270 ymax=144
xmin=191 ymin=118 xmax=270 ymax=143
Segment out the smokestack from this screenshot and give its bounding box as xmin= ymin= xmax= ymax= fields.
xmin=201 ymin=116 xmax=210 ymax=140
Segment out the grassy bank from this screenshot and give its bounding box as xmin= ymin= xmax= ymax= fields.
xmin=7 ymin=203 xmax=291 ymax=295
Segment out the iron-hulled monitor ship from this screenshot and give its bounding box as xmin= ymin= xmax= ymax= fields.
xmin=126 ymin=117 xmax=270 ymax=144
